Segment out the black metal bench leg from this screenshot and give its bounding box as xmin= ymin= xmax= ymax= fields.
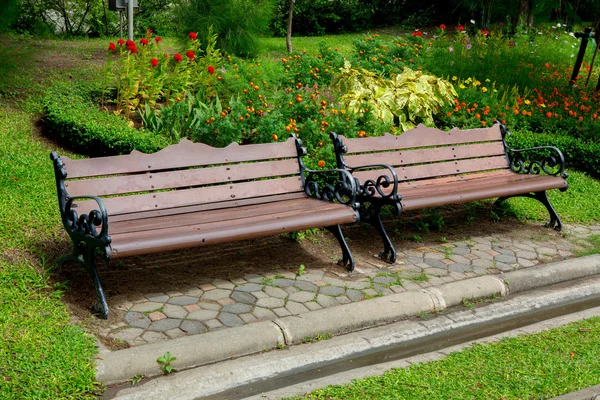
xmin=57 ymin=244 xmax=110 ymax=319
xmin=494 ymin=191 xmax=562 ymax=231
xmin=325 ymin=225 xmax=355 ymax=272
xmin=361 ymin=203 xmax=396 ymax=264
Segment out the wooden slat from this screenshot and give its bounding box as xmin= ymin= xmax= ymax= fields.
xmin=339 ymin=124 xmax=503 ymax=154
xmin=74 ymin=176 xmax=303 ymax=216
xmin=109 ymin=204 xmax=357 ymax=258
xmin=344 ymin=141 xmax=505 ymax=168
xmin=107 ymin=192 xmax=307 ymax=223
xmin=353 ymin=156 xmax=509 ymax=183
xmin=400 ymin=174 xmax=567 ymax=211
xmin=396 ymin=170 xmax=514 ymax=190
xmin=62 ymin=137 xmax=298 ymax=179
xmin=109 ymin=198 xmax=338 ymax=235
xmin=66 ymin=159 xmax=300 ymax=197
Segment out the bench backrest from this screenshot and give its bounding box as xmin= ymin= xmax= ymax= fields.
xmin=335 ymin=124 xmax=509 ymax=184
xmin=56 ymin=138 xmax=304 ymax=217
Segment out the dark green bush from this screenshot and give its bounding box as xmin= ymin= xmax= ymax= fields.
xmin=43 ymin=81 xmax=170 ymax=156
xmin=508 ymin=129 xmax=600 ymax=178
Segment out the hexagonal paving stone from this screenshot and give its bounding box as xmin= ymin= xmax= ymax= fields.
xmin=142 ymin=331 xmax=168 ymax=344
xmin=285 ymin=301 xmax=310 ymax=314
xmin=199 ymin=302 xmax=222 ymax=311
xmin=295 ymin=273 xmax=323 ymax=282
xmin=180 ymin=320 xmax=207 ymax=335
xmin=165 ymin=328 xmax=186 ymax=339
xmin=337 ymin=296 xmax=352 ymax=304
xmin=130 ymin=302 xmax=164 ymax=313
xmin=252 ymin=306 xmax=277 ymax=321
xmin=147 ymin=318 xmax=182 ymax=332
xmin=448 ymin=264 xmax=472 ymax=273
xmin=273 ymin=307 xmax=292 ymax=317
xmin=372 ymin=284 xmax=392 ymax=295
xmin=272 ymin=279 xmax=295 ymax=287
xmin=373 ymin=276 xmax=397 ymax=285
xmin=305 ymin=302 xmax=322 ymax=311
xmin=494 ymin=255 xmax=517 ymax=264
xmin=293 ymin=281 xmax=318 ymax=292
xmin=240 ymin=313 xmax=257 ymax=323
xmin=423 ymin=258 xmax=447 ymax=269
xmin=316 ymin=294 xmax=340 ymax=308
xmin=256 ymin=297 xmax=285 ymax=309
xmin=319 ymin=286 xmax=345 ymax=296
xmin=218 ymin=312 xmax=244 ymax=327
xmin=345 ymin=281 xmax=371 ymax=290
xmin=204 ymin=319 xmax=223 ymax=329
xmin=201 ymin=289 xmax=232 ymax=301
xmin=124 ymin=311 xmax=151 ymax=329
xmin=244 ymin=274 xmax=264 ymax=283
xmin=212 ymin=279 xmax=235 ymax=290
xmin=187 ymin=309 xmax=218 ymax=321
xmin=162 ymin=304 xmax=188 ymax=319
xmin=109 ymin=327 xmax=144 ymax=344
xmin=288 ymin=291 xmax=315 ymax=303
xmin=222 ymin=303 xmax=253 ymax=314
xmin=346 ymin=289 xmax=364 ymax=302
xmin=264 ymin=286 xmax=288 ymax=299
xmin=231 ymin=291 xmax=257 ymax=304
xmin=145 ymin=293 xmax=169 ymax=303
xmin=235 ymin=283 xmax=263 ymax=292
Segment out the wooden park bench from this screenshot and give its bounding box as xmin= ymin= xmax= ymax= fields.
xmin=50 ymin=136 xmax=359 ymax=319
xmin=331 ymin=123 xmax=568 ymax=263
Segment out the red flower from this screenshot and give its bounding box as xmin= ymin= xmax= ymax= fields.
xmin=481 ymin=29 xmax=489 ymax=36
xmin=150 ymin=58 xmax=159 ymax=67
xmin=126 ymin=39 xmax=135 ymax=47
xmin=128 ymin=45 xmax=138 ymax=53
xmin=174 ymin=53 xmax=183 ymax=62
xmin=546 ymin=111 xmax=553 ymax=118
xmin=155 ymin=37 xmax=162 ymax=43
xmin=440 ymin=24 xmax=446 ymax=30
xmin=458 ymin=24 xmax=465 ymax=32
xmin=186 ymin=50 xmax=195 ymax=59
xmin=108 ymin=42 xmax=116 ymax=51
xmin=117 ymin=39 xmax=125 ymax=46
xmin=207 ymin=65 xmax=215 ymax=74
xmin=411 ymin=30 xmax=423 ymax=37
xmin=140 ymin=38 xmax=149 ymax=45
xmin=188 ymin=32 xmax=197 ymax=40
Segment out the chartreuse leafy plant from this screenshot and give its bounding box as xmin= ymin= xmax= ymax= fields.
xmin=333 ymin=61 xmax=456 ymax=131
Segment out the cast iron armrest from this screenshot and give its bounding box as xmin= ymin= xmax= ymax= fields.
xmin=344 ymin=163 xmax=401 ymax=202
xmin=62 ymin=195 xmax=110 ymax=241
xmin=304 ymin=168 xmax=358 ymax=207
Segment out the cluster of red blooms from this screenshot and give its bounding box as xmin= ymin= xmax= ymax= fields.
xmin=411 ymin=30 xmax=423 ymax=37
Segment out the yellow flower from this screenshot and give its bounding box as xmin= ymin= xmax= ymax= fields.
xmin=482 ymin=87 xmax=488 ymax=93
xmin=452 ymin=76 xmax=458 ymax=81
xmin=524 ymin=99 xmax=531 ymax=105
xmin=474 ymin=80 xmax=481 ymax=86
xmin=459 ymin=84 xmax=466 ymax=89
xmin=466 ymin=78 xmax=472 ymax=83
xmin=485 ymin=78 xmax=491 ymax=82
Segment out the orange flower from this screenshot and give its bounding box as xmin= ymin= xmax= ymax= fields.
xmin=447 ymin=111 xmax=452 ymax=117
xmin=318 ymin=160 xmax=326 ymax=168
xmin=272 ymin=134 xmax=278 ymax=141
xmin=546 ymin=111 xmax=552 ymax=118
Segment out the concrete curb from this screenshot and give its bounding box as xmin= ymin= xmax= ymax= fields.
xmin=97 ymin=254 xmax=600 ymax=386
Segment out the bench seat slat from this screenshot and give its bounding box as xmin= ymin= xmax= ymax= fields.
xmin=109 ymin=201 xmax=357 ymax=258
xmin=65 ymin=158 xmax=300 ymax=197
xmin=107 ymin=192 xmax=307 ymax=223
xmin=344 ymin=141 xmax=505 ymax=168
xmin=339 ymin=125 xmax=502 ymax=154
xmin=400 ymin=174 xmax=567 ymax=210
xmin=62 ymin=138 xmax=298 ymax=179
xmin=352 ymin=155 xmax=509 ymax=183
xmin=109 ymin=197 xmax=338 ymax=235
xmin=74 ymin=176 xmax=303 ymax=216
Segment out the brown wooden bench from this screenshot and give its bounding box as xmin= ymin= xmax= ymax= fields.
xmin=50 ymin=136 xmax=359 ymax=318
xmin=331 ymin=123 xmax=568 ymax=263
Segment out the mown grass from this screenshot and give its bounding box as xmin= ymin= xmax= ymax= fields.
xmin=295 ymin=317 xmax=600 ymax=400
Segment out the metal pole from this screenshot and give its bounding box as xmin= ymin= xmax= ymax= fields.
xmin=119 ymin=11 xmax=123 ymax=40
xmin=127 ymin=0 xmax=133 ymax=41
xmin=570 ymin=27 xmax=592 ymax=84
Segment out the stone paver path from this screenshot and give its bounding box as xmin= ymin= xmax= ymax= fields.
xmin=102 ymin=224 xmax=600 ymax=347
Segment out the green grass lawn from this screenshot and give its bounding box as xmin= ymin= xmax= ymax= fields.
xmin=294 ymin=317 xmax=600 ymax=400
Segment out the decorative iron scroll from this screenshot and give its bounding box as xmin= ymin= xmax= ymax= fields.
xmin=50 ymin=152 xmax=112 ymax=259
xmin=349 ymin=164 xmax=401 ymax=202
xmin=304 ymin=168 xmax=358 ymax=206
xmin=497 ymin=123 xmax=568 ymax=179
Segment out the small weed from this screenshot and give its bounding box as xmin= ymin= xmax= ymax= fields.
xmin=261 ymin=277 xmax=275 ymax=285
xmin=303 ymin=333 xmax=333 ymax=343
xmin=412 ymin=235 xmax=423 ymax=243
xmin=443 ymin=247 xmax=453 ymax=260
xmin=462 ymin=293 xmax=502 ymax=309
xmin=275 ymin=274 xmax=285 ymax=279
xmin=439 ymin=236 xmax=448 ymax=243
xmin=129 ymin=374 xmax=145 ymax=385
xmin=407 ymin=272 xmax=429 ymax=282
xmin=576 ymin=234 xmax=600 ymax=257
xmin=297 ymin=264 xmax=306 ymax=277
xmin=157 ymin=352 xmax=177 ymax=375
xmin=466 ymin=215 xmax=476 ymax=226
xmin=276 ymin=342 xmax=286 ymax=350
xmin=53 ymin=280 xmax=70 ymax=292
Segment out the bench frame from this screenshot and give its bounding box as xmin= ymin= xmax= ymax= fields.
xmin=331 ymin=122 xmax=568 ymax=263
xmin=51 ymin=136 xmax=359 ymax=319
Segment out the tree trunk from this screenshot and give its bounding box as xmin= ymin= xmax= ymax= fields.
xmin=286 ymin=0 xmax=294 ymax=53
xmin=519 ymin=0 xmax=533 ymax=26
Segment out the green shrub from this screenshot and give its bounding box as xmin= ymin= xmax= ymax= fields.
xmin=43 ymin=82 xmax=170 ymax=156
xmin=176 ymin=0 xmax=276 ymax=57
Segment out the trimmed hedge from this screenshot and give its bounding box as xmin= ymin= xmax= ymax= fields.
xmin=43 ymin=81 xmax=170 ymax=156
xmin=508 ymin=129 xmax=600 ymax=178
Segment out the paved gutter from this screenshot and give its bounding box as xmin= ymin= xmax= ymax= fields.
xmin=97 ymin=254 xmax=600 ymax=388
